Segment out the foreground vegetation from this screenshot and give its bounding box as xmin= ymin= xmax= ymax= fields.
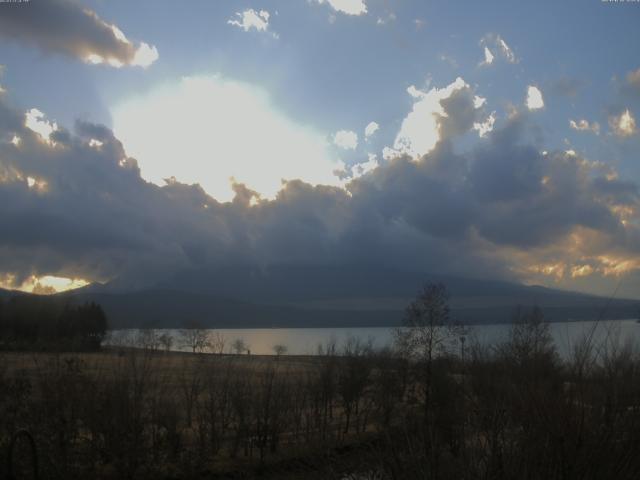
xmin=2 ymin=285 xmax=640 ymax=479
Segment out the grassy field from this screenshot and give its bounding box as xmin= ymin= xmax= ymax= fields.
xmin=1 ymin=346 xmax=397 ymax=479
xmin=5 ymin=318 xmax=640 ymax=479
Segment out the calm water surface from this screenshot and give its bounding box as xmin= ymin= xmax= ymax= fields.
xmin=107 ymin=319 xmax=640 ymax=358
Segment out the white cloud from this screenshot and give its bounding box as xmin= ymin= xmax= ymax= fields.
xmin=569 ymin=119 xmax=600 ymax=135
xmin=84 ymin=33 xmax=158 ymax=69
xmin=393 ymin=77 xmax=469 ymax=158
xmin=351 ymin=153 xmax=379 ymax=178
xmin=376 ymin=12 xmax=396 ymax=25
xmin=228 ymin=9 xmax=277 ymax=37
xmin=364 ymin=121 xmax=379 ymax=139
xmin=112 ymin=75 xmax=342 ymax=202
xmin=474 ymin=111 xmax=496 ymax=138
xmin=316 ymin=0 xmax=367 ymax=16
xmin=333 ymin=130 xmax=358 ymax=150
xmin=25 ymin=108 xmax=57 ymax=143
xmin=526 ymin=85 xmax=544 ymax=110
xmin=609 ymin=109 xmax=637 ymax=137
xmin=480 ymin=34 xmax=517 ymax=66
xmin=132 ymin=43 xmax=159 ymax=68
xmin=481 ymin=47 xmax=494 ymax=66
xmin=382 ymin=146 xmax=401 ymax=161
xmin=473 ymin=95 xmax=487 ymax=109
xmin=497 ymin=36 xmax=516 ymax=63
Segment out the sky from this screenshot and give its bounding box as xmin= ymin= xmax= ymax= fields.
xmin=0 ymin=0 xmax=640 ymax=298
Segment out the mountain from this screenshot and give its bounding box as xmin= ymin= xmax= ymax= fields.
xmin=63 ymin=265 xmax=639 ymax=328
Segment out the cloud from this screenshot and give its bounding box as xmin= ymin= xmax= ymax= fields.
xmin=25 ymin=109 xmax=58 ymax=144
xmin=0 ymin=0 xmax=158 ymax=68
xmin=569 ymin=119 xmax=600 ymax=135
xmin=474 ymin=111 xmax=496 ymax=138
xmin=439 ymin=54 xmax=458 ymax=69
xmin=315 ymin=0 xmax=367 ymax=16
xmin=130 ymin=42 xmax=159 ymax=68
xmin=526 ymin=86 xmax=544 ymax=110
xmin=609 ymin=109 xmax=637 ymax=137
xmin=627 ymin=68 xmax=640 ymax=91
xmin=481 ymin=47 xmax=495 ymax=66
xmin=376 ymin=12 xmax=396 ymax=25
xmin=551 ymin=76 xmax=584 ymax=98
xmin=392 ymin=77 xmax=485 ymax=158
xmin=351 ymin=153 xmax=379 ymax=179
xmin=414 ymin=19 xmax=426 ymax=30
xmin=480 ymin=34 xmax=517 ymax=66
xmin=228 ymin=9 xmax=277 ymax=37
xmin=112 ymin=75 xmax=342 ymax=202
xmin=364 ymin=121 xmax=379 ymax=139
xmin=333 ymin=130 xmax=358 ymax=150
xmin=1 ymin=83 xmax=639 ymax=298
xmin=497 ymin=37 xmax=516 ymax=63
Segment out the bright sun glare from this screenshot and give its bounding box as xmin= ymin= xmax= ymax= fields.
xmin=0 ymin=275 xmax=89 ymax=294
xmin=112 ymin=75 xmax=344 ymax=202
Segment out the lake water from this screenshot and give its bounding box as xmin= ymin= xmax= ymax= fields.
xmin=106 ymin=319 xmax=640 ymax=358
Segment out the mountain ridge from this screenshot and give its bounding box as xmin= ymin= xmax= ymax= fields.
xmin=58 ymin=265 xmax=640 ymax=328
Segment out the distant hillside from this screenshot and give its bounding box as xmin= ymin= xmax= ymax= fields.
xmin=65 ymin=265 xmax=639 ymax=328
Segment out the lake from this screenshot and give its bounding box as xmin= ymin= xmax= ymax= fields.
xmin=106 ymin=319 xmax=640 ymax=358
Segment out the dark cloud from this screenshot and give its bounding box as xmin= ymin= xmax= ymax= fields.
xmin=0 ymin=0 xmax=157 ymax=67
xmin=0 ymin=93 xmax=638 ymax=293
xmin=437 ymin=85 xmax=484 ymax=140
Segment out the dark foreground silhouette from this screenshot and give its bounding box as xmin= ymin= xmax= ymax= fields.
xmin=0 ymin=294 xmax=107 ymax=351
xmin=2 ymin=286 xmax=640 ymax=479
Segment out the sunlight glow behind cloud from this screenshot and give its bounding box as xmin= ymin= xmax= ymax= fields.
xmin=112 ymin=75 xmax=342 ymax=201
xmin=25 ymin=108 xmax=57 ymax=143
xmin=569 ymin=119 xmax=600 ymax=135
xmin=609 ymin=109 xmax=637 ymax=138
xmin=392 ymin=77 xmax=468 ymax=158
xmin=0 ymin=274 xmax=89 ymax=294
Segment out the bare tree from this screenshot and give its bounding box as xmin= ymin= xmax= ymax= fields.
xmin=135 ymin=329 xmax=161 ymax=351
xmin=232 ymin=338 xmax=247 ymax=355
xmin=501 ymin=305 xmax=556 ymax=366
xmin=272 ymin=344 xmax=288 ymax=357
xmin=179 ymin=322 xmax=211 ymax=353
xmin=208 ymin=332 xmax=226 ymax=354
xmin=178 ymin=358 xmax=203 ymax=427
xmin=394 ymin=283 xmax=463 ymax=423
xmin=158 ymin=332 xmax=173 ymax=352
xmin=394 ymin=284 xmax=461 ymax=360
xmin=338 ymin=336 xmax=372 ymax=434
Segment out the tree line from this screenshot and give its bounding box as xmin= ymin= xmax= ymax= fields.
xmin=0 ymin=294 xmax=108 ymax=351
